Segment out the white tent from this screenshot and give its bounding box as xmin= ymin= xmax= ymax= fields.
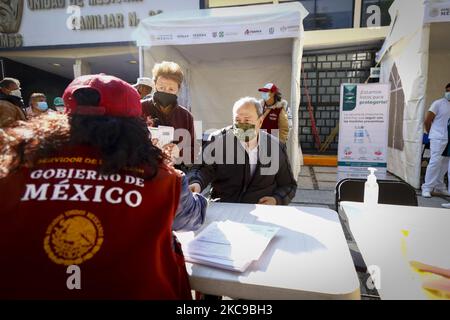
xmin=133 ymin=2 xmax=309 ymax=180
xmin=377 ymin=0 xmax=450 ymax=188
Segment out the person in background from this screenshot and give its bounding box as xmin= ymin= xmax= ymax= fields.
xmin=422 ymin=83 xmax=450 ymax=198
xmin=189 ymin=96 xmax=297 ymax=205
xmin=25 ymin=93 xmax=53 ymax=118
xmin=258 ymin=83 xmax=290 ymax=145
xmin=0 ymin=77 xmax=26 ymax=127
xmin=133 ymin=77 xmax=154 ymax=100
xmin=141 ymin=61 xmax=197 ymax=167
xmin=439 ymin=118 xmax=450 ymax=209
xmin=53 ymin=97 xmax=65 ymax=113
xmin=0 ymin=74 xmax=206 ymax=299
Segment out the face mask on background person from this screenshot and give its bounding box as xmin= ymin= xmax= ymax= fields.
xmin=154 ymin=90 xmax=177 ymax=107
xmin=233 ymin=122 xmax=257 ymax=142
xmin=261 ymin=92 xmax=270 ymax=101
xmin=37 ymin=101 xmax=49 ymax=111
xmin=10 ymin=89 xmax=22 ymax=98
xmin=445 ymin=92 xmax=450 ymax=101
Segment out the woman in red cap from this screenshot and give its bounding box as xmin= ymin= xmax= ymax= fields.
xmin=258 ymin=83 xmax=290 ymax=145
xmin=0 ymin=74 xmax=206 ymax=300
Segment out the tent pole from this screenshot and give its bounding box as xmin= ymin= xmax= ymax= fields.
xmin=139 ymin=46 xmax=144 ymax=77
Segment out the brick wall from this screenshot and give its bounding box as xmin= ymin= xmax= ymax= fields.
xmin=299 ymin=49 xmax=378 ymax=154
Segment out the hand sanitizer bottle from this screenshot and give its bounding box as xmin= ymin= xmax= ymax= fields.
xmin=364 ymin=167 xmax=379 ymax=205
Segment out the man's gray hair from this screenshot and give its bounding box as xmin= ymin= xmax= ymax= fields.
xmin=0 ymin=77 xmax=20 ymax=89
xmin=232 ymin=97 xmax=263 ymax=118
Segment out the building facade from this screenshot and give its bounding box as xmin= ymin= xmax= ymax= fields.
xmin=1 ymin=0 xmax=393 ymax=155
xmin=0 ymin=0 xmax=203 ymax=106
xmin=206 ymin=0 xmax=393 ymax=154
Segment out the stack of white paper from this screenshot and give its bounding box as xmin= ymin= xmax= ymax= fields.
xmin=183 ymin=221 xmax=279 ymax=272
xmin=148 ymin=125 xmax=174 ymax=148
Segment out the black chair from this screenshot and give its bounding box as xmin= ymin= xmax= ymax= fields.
xmin=335 ymin=178 xmax=418 ymax=272
xmin=335 ymin=178 xmax=418 ymax=211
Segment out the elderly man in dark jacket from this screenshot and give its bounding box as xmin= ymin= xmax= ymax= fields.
xmin=189 ymin=97 xmax=297 ymax=205
xmin=0 ymin=77 xmax=26 ymax=127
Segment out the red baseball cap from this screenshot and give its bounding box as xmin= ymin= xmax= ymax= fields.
xmin=63 ymin=74 xmax=142 ymax=117
xmin=258 ymin=83 xmax=278 ymax=93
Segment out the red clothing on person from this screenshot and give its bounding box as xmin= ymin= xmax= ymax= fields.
xmin=261 ymin=107 xmax=282 ymax=135
xmin=259 ymin=99 xmax=290 ymax=144
xmin=0 ymin=145 xmax=191 ymax=300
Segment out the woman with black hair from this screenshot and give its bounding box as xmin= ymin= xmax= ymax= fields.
xmin=258 ymin=82 xmax=290 ymax=144
xmin=0 ymin=74 xmax=206 ymax=299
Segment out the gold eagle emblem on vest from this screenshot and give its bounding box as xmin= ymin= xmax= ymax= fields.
xmin=44 ymin=210 xmax=104 ymax=265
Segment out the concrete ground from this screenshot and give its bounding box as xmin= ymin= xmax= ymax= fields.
xmin=291 ymin=165 xmax=450 ymax=210
xmin=289 ymin=165 xmax=450 ymax=300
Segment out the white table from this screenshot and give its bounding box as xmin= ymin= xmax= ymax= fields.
xmin=176 ymin=202 xmax=360 ymax=300
xmin=340 ymin=201 xmax=450 ymax=300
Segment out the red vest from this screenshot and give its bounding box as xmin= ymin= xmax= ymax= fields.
xmin=0 ymin=145 xmax=191 ymax=300
xmin=261 ymin=107 xmax=282 ymax=135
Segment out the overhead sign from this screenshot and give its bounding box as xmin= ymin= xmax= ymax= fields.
xmin=0 ymin=0 xmax=199 ymax=48
xmin=424 ymin=1 xmax=450 ymax=23
xmin=337 ymin=83 xmax=390 ymax=180
xmin=138 ymin=23 xmax=300 ymax=46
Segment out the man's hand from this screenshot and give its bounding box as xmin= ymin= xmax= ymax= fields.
xmin=162 ymin=143 xmax=180 ymax=163
xmin=151 ymin=138 xmax=159 ymax=146
xmin=258 ymin=196 xmax=277 ymax=205
xmin=424 ymin=111 xmax=435 ymax=134
xmin=189 ymin=183 xmax=201 ymax=193
xmin=146 ymin=116 xmax=155 ymax=127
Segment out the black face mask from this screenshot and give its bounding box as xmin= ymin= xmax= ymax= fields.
xmin=154 ymin=91 xmax=177 ymax=108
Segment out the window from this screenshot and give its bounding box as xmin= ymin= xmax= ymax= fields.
xmin=206 ymin=1 xmax=355 ymax=30
xmin=300 ymin=0 xmax=354 ymax=30
xmin=361 ymin=0 xmax=394 ymax=27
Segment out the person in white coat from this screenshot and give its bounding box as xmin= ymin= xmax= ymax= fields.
xmin=422 ymin=83 xmax=450 ymax=198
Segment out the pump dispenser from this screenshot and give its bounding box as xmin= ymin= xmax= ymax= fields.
xmin=364 ymin=167 xmax=379 ymax=205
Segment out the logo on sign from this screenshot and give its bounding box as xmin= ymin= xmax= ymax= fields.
xmin=0 ymin=0 xmax=24 ymax=48
xmin=212 ymin=31 xmax=224 ymax=38
xmin=193 ymin=33 xmax=207 ymax=39
xmin=244 ymin=29 xmax=262 ymax=35
xmin=344 ymin=147 xmax=352 ymax=157
xmin=157 ymin=34 xmax=173 ymax=41
xmin=280 ymin=25 xmax=299 ymax=32
xmin=0 ymin=0 xmax=23 ymax=33
xmin=374 ymin=149 xmax=383 ymax=156
xmin=430 ymin=8 xmax=440 ymax=17
xmin=343 ymin=85 xmax=357 ymax=111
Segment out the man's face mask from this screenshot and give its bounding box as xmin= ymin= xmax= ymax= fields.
xmin=445 ymin=92 xmax=450 ymax=101
xmin=154 ymin=90 xmax=177 ymax=107
xmin=261 ymin=92 xmax=270 ymax=101
xmin=233 ymin=122 xmax=257 ymax=142
xmin=10 ymin=89 xmax=22 ymax=98
xmin=37 ymin=101 xmax=48 ymax=111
